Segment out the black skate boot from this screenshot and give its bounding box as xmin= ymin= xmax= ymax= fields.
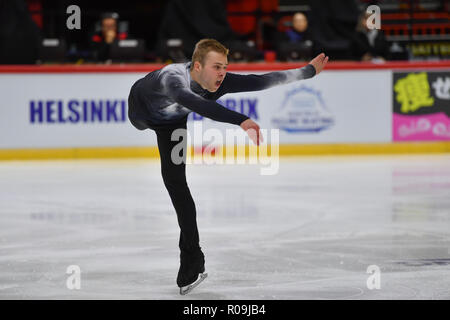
xmin=177 ymin=248 xmax=207 ymax=295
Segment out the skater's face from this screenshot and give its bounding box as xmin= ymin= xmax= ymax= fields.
xmin=193 ymin=51 xmax=228 ymax=92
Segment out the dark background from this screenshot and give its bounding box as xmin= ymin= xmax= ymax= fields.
xmin=0 ymin=0 xmax=448 ymax=64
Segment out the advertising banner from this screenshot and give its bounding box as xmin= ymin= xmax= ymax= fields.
xmin=189 ymin=70 xmax=392 ymax=145
xmin=0 ymin=73 xmax=152 ymax=148
xmin=0 ymin=69 xmax=392 ymax=149
xmin=393 ymin=71 xmax=450 ymax=141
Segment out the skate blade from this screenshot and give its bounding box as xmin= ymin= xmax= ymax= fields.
xmin=179 ymin=273 xmax=208 ymax=295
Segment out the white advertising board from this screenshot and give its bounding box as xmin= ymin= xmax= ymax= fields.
xmin=0 ymin=69 xmax=392 ymax=149
xmin=190 ymin=70 xmax=392 ymax=145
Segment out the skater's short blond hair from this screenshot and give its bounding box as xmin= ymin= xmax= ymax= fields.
xmin=190 ymin=39 xmax=229 ymax=70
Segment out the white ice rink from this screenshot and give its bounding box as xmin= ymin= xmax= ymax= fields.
xmin=0 ymin=154 xmax=449 ymax=299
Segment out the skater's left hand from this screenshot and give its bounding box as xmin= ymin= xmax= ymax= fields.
xmin=240 ymin=119 xmax=263 ymax=146
xmin=309 ymin=53 xmax=329 ymax=75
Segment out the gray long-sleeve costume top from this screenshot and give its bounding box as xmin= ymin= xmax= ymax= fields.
xmin=128 ymin=61 xmax=316 ymax=127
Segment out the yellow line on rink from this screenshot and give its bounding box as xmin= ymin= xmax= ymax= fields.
xmin=278 ymin=142 xmax=450 ymax=156
xmin=0 ymin=146 xmax=161 ymax=160
xmin=0 ymin=142 xmax=449 ymax=161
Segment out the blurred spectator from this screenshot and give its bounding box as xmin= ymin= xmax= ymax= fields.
xmin=275 ymin=12 xmax=313 ymax=61
xmin=90 ymin=12 xmax=128 ymax=62
xmin=286 ymin=12 xmax=312 ymax=43
xmin=0 ymin=0 xmax=41 ymax=64
xmin=351 ymin=11 xmax=390 ymax=61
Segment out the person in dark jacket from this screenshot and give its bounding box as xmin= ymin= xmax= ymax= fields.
xmin=90 ymin=12 xmax=128 ymax=62
xmin=285 ymin=12 xmax=313 ymax=43
xmin=275 ymin=12 xmax=314 ymax=61
xmin=0 ymin=0 xmax=41 ymax=64
xmin=351 ymin=12 xmax=390 ymax=61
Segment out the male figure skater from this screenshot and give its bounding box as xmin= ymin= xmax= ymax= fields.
xmin=128 ymin=39 xmax=328 ymax=294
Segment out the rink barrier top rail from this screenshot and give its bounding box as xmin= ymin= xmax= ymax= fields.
xmin=0 ymin=61 xmax=449 ymax=73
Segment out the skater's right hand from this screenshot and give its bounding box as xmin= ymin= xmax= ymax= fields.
xmin=309 ymin=53 xmax=329 ymax=75
xmin=240 ymin=119 xmax=263 ymax=146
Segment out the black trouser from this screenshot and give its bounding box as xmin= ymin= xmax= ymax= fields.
xmin=154 ymin=122 xmax=201 ymax=253
xmin=128 ymin=91 xmax=201 ymax=254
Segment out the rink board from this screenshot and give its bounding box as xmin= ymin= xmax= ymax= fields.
xmin=0 ymin=62 xmax=449 ymax=159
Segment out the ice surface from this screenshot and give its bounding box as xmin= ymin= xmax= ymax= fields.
xmin=0 ymin=154 xmax=449 ymax=299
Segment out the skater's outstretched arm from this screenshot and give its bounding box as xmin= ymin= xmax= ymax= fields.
xmin=222 ymin=53 xmax=329 ymax=94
